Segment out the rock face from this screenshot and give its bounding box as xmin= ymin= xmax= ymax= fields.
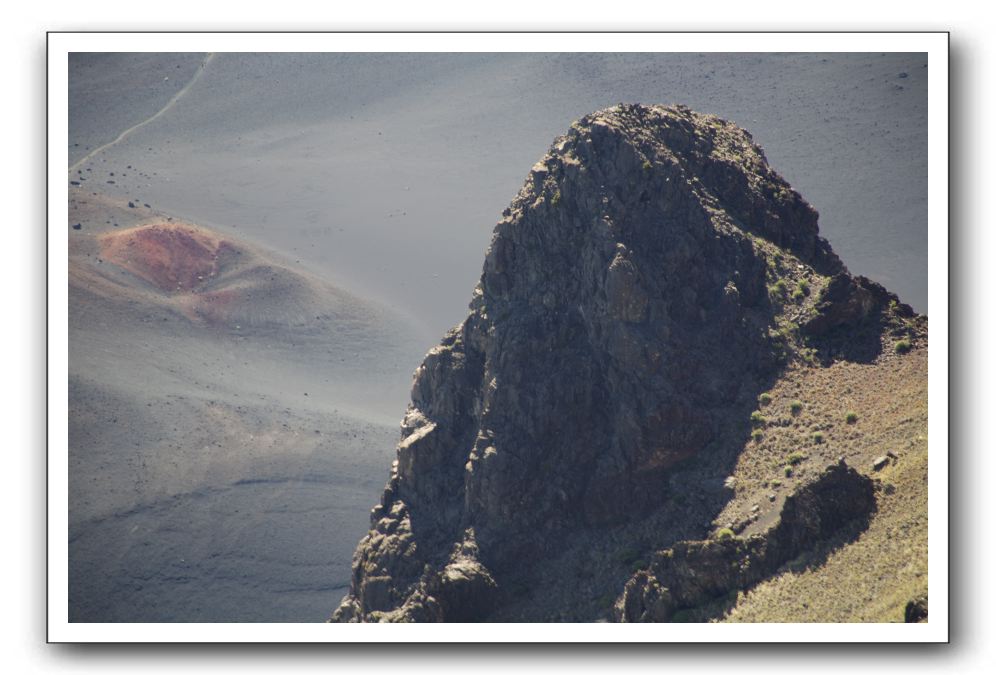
xmin=331 ymin=104 xmax=909 ymax=623
xmin=615 ymin=461 xmax=876 ymax=622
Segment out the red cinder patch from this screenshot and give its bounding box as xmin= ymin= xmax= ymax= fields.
xmin=99 ymin=222 xmax=236 ymax=293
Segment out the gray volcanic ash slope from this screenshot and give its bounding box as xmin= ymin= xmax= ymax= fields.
xmin=331 ymin=104 xmax=927 ymax=623
xmin=68 ymin=196 xmax=428 ymax=621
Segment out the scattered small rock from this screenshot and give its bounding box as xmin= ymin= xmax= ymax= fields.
xmin=872 ymin=456 xmax=889 ymax=471
xmin=72 ymin=223 xmax=81 ymax=230
xmin=898 ymin=72 xmax=909 ymax=79
xmin=886 ymin=450 xmax=898 ymax=460
xmin=128 ymin=201 xmax=136 ymax=208
xmin=767 ymin=493 xmax=776 ymax=502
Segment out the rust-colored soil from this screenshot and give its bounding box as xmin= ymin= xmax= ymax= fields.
xmin=99 ymin=222 xmax=236 ymax=293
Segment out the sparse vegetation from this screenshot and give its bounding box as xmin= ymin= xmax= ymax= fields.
xmin=792 ymin=288 xmax=805 ymax=301
xmin=771 ymin=279 xmax=788 ymax=296
xmin=759 ymin=393 xmax=772 ymax=406
xmin=751 ymin=429 xmax=764 ymax=443
xmin=777 ymin=322 xmax=800 ymax=343
xmin=642 ymin=159 xmax=653 ymax=171
xmin=894 ymin=339 xmax=912 ymax=354
xmin=797 ymin=279 xmax=810 ymax=295
xmin=786 ymin=452 xmax=807 ymax=465
xmin=750 ymin=411 xmax=766 ymax=427
xmin=715 ymin=528 xmax=735 ymax=541
xmin=718 ymin=300 xmax=927 ymax=624
xmin=550 ymin=191 xmax=561 ymax=206
xmin=845 ymin=411 xmax=858 ymax=424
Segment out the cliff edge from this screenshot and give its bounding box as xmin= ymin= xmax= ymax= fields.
xmin=330 ymin=104 xmax=927 ymax=623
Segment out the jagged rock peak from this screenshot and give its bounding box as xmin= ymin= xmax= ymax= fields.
xmin=494 ymin=103 xmax=842 ymax=274
xmin=331 ymin=104 xmax=910 ymax=623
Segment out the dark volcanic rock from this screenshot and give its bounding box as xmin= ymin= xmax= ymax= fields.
xmin=905 ymin=595 xmax=928 ymax=623
xmin=800 ymin=273 xmax=911 ymax=363
xmin=330 ymin=104 xmax=888 ymax=623
xmin=616 ymin=461 xmax=876 ymax=623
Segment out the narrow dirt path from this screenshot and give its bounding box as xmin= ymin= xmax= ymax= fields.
xmin=69 ymin=52 xmax=216 ymax=173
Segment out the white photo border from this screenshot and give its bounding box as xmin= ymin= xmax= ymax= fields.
xmin=47 ymin=31 xmax=949 ymax=643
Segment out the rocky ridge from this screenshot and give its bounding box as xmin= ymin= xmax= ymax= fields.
xmin=330 ymin=104 xmax=926 ymax=623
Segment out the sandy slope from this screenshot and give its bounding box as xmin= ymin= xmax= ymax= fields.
xmin=68 ymin=196 xmax=427 ymax=621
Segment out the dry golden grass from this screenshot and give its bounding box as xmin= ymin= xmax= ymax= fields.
xmin=714 ymin=343 xmax=928 ymax=622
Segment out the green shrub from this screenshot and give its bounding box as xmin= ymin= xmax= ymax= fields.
xmin=797 ymin=279 xmax=810 ymax=295
xmin=715 ymin=528 xmax=735 ymax=541
xmin=550 ymin=191 xmax=561 ymax=206
xmin=771 ymin=479 xmax=782 ymax=487
xmin=894 ymin=339 xmax=912 ymax=354
xmin=792 ymin=288 xmax=805 ymax=301
xmin=784 ymin=466 xmax=793 ymax=477
xmin=751 ymin=429 xmax=764 ymax=443
xmin=750 ymin=411 xmax=766 ymax=427
xmin=812 ymin=431 xmax=824 ymax=444
xmin=790 ymin=400 xmax=804 ymax=415
xmin=759 ymin=393 xmax=772 ymax=406
xmin=845 ymin=411 xmax=858 ymax=424
xmin=772 ymin=279 xmax=788 ymax=296
xmin=787 ymin=452 xmax=807 ymax=465
xmin=642 ymin=159 xmax=653 ymax=171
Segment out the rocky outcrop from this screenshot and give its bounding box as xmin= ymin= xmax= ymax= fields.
xmin=905 ymin=596 xmax=928 ymax=623
xmin=800 ymin=273 xmax=916 ymax=363
xmin=615 ymin=461 xmax=876 ymax=622
xmin=330 ymin=104 xmax=902 ymax=623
